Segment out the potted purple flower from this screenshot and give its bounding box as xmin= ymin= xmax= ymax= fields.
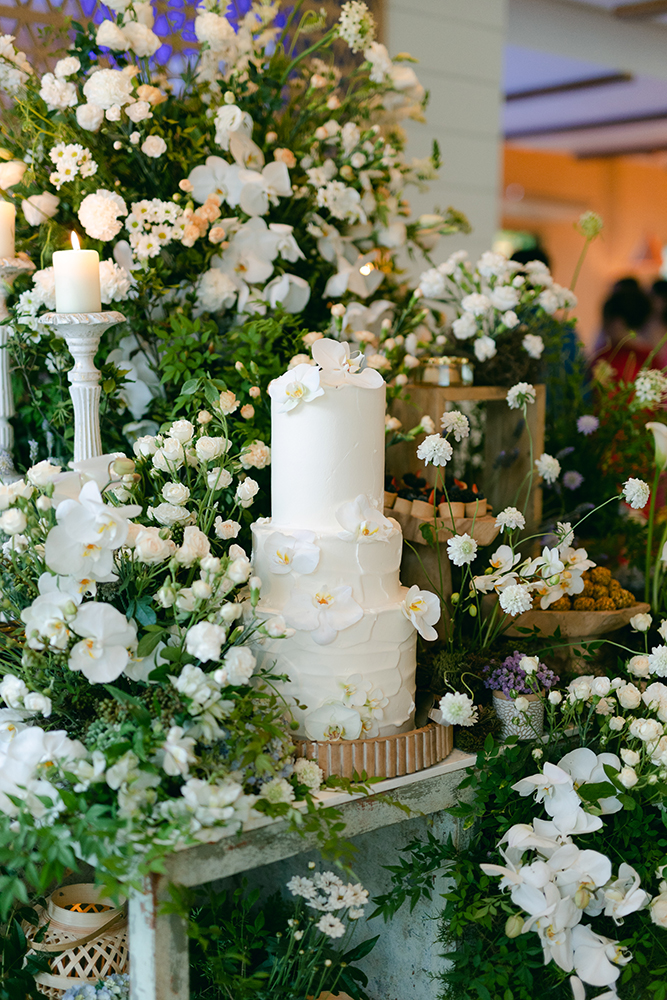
xmin=483 ymin=651 xmax=559 ymax=739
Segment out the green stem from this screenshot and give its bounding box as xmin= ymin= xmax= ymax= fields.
xmin=279 ymin=27 xmax=337 ymax=84
xmin=645 ymin=465 xmax=662 ymax=605
xmin=653 ymin=519 xmax=667 ymax=612
xmin=569 ymin=236 xmax=592 ymax=295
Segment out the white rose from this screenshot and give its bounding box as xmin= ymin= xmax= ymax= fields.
xmin=134 ymin=527 xmax=176 ymax=565
xmin=629 ymin=717 xmax=664 ymax=742
xmin=628 ymin=655 xmax=651 ymax=678
xmin=590 ymin=676 xmax=611 ymax=697
xmin=0 ymin=674 xmax=28 ymax=708
xmin=162 ymin=482 xmax=190 ymax=506
xmin=630 ymin=612 xmax=653 ymax=632
xmin=618 ymin=766 xmax=638 ymax=788
xmin=23 ymin=692 xmax=52 ymax=717
xmin=548 ymin=691 xmax=562 ymax=705
xmin=150 ymin=502 xmax=192 ymax=527
xmin=27 ymin=460 xmax=62 ymax=487
xmin=240 ymin=441 xmax=271 ymax=470
xmin=126 ymin=100 xmax=152 ymax=123
xmin=620 ymin=748 xmax=640 ymax=766
xmin=651 ymin=893 xmax=667 ymax=929
xmin=0 ymin=160 xmax=26 ymax=190
xmin=185 ymin=621 xmax=226 ymax=662
xmin=207 ymin=468 xmax=232 ymax=490
xmin=141 ymin=135 xmax=167 ymax=158
xmin=123 ymin=21 xmax=161 ymax=57
xmin=214 ymin=517 xmax=240 ymax=539
xmin=153 ymin=437 xmax=185 ymax=472
xmin=217 ymin=390 xmax=238 ymax=415
xmin=514 ymin=696 xmax=529 ymax=711
xmin=609 ymin=716 xmax=626 ymax=731
xmin=236 ymin=478 xmax=259 ymax=506
xmin=76 ymin=103 xmax=105 ymax=132
xmin=133 ymin=434 xmax=158 ymax=457
xmin=618 ymin=683 xmax=642 ymax=710
xmin=175 ymin=525 xmax=211 ymax=567
xmin=227 ymin=557 xmax=252 ymax=584
xmin=96 ymin=20 xmax=129 ymax=50
xmin=0 ymin=509 xmax=27 ymax=535
xmin=519 ymin=655 xmax=539 ymax=676
xmin=195 ymin=437 xmax=226 ymax=462
xmin=22 ymin=192 xmax=60 ymax=227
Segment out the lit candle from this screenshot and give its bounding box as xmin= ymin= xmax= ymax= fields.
xmin=53 ymin=232 xmax=101 ymax=313
xmin=0 ymin=202 xmax=15 ymax=259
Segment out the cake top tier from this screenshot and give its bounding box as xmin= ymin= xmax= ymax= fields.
xmin=269 ymin=339 xmax=386 ymax=532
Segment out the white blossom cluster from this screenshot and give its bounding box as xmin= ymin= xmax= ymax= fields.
xmin=48 ymin=143 xmax=98 ymax=190
xmin=416 ymin=250 xmax=576 ymax=364
xmin=287 ymin=869 xmax=370 ymax=934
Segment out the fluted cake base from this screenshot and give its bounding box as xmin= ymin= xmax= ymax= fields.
xmin=295 ymin=721 xmax=453 ymax=779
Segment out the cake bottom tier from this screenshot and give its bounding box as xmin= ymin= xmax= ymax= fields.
xmin=254 ymin=603 xmax=417 ymax=738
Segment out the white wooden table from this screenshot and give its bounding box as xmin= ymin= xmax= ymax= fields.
xmin=128 ymin=749 xmax=475 ymax=1000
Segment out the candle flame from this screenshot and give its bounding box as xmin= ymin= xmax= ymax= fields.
xmin=71 ymin=231 xmax=80 ymax=251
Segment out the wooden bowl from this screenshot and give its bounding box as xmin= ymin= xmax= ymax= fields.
xmin=504 ymin=602 xmax=651 ymax=638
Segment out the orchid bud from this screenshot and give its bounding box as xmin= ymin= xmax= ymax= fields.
xmin=450 ymin=592 xmax=459 ymax=605
xmin=505 ymin=914 xmax=523 ymax=938
xmin=112 ymin=457 xmax=136 ymax=476
xmin=331 ymin=303 xmax=345 ymax=318
xmin=468 ymin=605 xmax=477 ymax=617
xmin=574 ymin=886 xmax=591 ymax=909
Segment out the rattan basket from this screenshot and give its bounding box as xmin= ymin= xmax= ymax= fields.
xmin=24 ymin=883 xmax=128 ymax=998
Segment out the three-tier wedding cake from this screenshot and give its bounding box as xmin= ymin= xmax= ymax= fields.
xmin=252 ymin=338 xmax=439 ymax=741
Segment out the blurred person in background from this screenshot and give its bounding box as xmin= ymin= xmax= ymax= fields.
xmin=592 ymin=277 xmax=654 ymax=380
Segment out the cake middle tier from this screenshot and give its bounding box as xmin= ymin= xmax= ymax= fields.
xmin=251 ymin=518 xmax=405 ymax=609
xmin=253 ymin=601 xmax=417 ymax=738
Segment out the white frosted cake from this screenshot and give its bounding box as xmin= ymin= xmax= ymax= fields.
xmin=252 ymin=338 xmax=437 ymax=741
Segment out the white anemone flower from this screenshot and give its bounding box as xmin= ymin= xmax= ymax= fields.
xmin=68 ymin=603 xmax=137 ymax=683
xmin=336 ymin=494 xmax=395 ymax=542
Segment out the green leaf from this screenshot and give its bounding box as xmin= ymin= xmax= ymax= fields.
xmin=181 ymin=378 xmax=201 ymax=395
xmin=343 ymin=935 xmax=380 ymax=962
xmin=136 ymin=630 xmax=164 ymax=659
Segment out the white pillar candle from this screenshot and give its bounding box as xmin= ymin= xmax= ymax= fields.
xmin=0 ymin=202 xmax=15 ymax=259
xmin=53 ymin=232 xmax=101 ymax=313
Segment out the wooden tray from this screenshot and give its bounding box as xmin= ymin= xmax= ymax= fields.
xmin=386 ymin=504 xmax=500 ymax=547
xmin=504 ymin=602 xmax=651 ymax=639
xmin=295 ymin=721 xmax=453 ymax=779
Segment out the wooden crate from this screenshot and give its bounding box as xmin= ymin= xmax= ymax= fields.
xmin=388 ymin=384 xmax=546 ymax=534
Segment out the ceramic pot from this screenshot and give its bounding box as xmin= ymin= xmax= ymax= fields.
xmin=492 ymin=690 xmax=544 ymax=740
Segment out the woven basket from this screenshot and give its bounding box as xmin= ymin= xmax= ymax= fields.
xmin=24 ymin=883 xmax=128 ymax=998
xmin=492 ymin=691 xmax=544 ymax=741
xmin=295 ymin=721 xmax=453 ymax=779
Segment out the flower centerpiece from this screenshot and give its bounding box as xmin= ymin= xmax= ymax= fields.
xmin=483 ymin=650 xmax=559 ymax=739
xmin=0 ymin=0 xmax=468 ymax=469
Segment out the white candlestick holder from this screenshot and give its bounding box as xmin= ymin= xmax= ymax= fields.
xmin=0 ymin=255 xmax=35 ymax=483
xmin=40 ymin=311 xmax=126 ymax=463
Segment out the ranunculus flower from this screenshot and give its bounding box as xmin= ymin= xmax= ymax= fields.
xmin=162 ymin=481 xmax=190 ymax=506
xmin=0 ymin=509 xmax=27 ymax=535
xmin=195 ymin=437 xmax=227 ymax=463
xmin=149 ymin=502 xmax=192 ymax=527
xmin=134 ymin=527 xmax=176 ymax=565
xmin=175 ymin=525 xmax=211 ymax=567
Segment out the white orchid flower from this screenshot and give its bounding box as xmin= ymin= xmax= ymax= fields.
xmin=548 ymin=844 xmax=612 ymax=902
xmin=512 ymin=762 xmax=581 ymax=822
xmin=304 ymin=701 xmax=363 ymax=741
xmin=188 ymin=156 xmax=244 ymax=205
xmin=263 ymin=530 xmax=320 ymax=574
xmin=402 ymin=585 xmax=441 ymax=641
xmin=263 ymin=272 xmax=311 ymax=313
xmin=488 ymin=544 xmax=520 ymax=574
xmin=595 ymin=863 xmax=649 ymax=924
xmin=269 ymin=365 xmax=324 ymax=413
xmin=323 ymin=252 xmax=385 ymax=299
xmin=312 ymin=338 xmax=384 ymax=389
xmin=336 ymin=494 xmax=396 ymax=542
xmin=571 ymin=924 xmax=630 ymax=988
xmin=284 ymin=584 xmax=363 ymax=645
xmin=558 ymin=747 xmax=623 ymax=815
xmin=68 ymin=603 xmax=137 ymax=683
xmin=569 ymin=975 xmax=618 ymax=1000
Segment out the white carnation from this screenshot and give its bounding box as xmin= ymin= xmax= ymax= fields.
xmin=78 ymin=188 xmax=128 ymax=241
xmin=99 ymin=260 xmax=132 ymax=303
xmin=82 ymin=68 xmax=135 ymax=110
xmin=39 ymin=72 xmax=77 ymax=111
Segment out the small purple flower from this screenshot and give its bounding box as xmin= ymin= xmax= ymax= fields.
xmin=563 ymin=470 xmax=584 ymax=490
xmin=483 ymin=650 xmax=559 ymax=697
xmin=577 ymin=415 xmax=599 ymax=436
